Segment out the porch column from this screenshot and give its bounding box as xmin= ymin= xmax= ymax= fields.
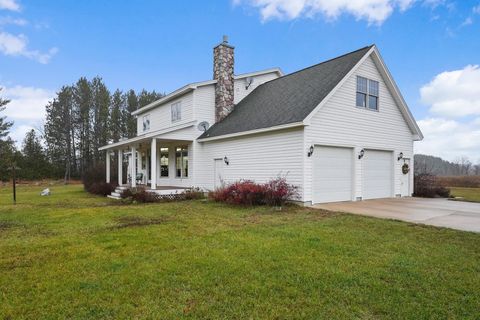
xmin=131 ymin=146 xmax=137 ymax=187
xmin=106 ymin=151 xmax=111 ymax=183
xmin=118 ymin=149 xmax=123 ymax=185
xmin=151 ymin=139 xmax=157 ymax=190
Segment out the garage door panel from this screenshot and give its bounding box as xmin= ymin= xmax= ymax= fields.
xmin=363 ymin=150 xmax=393 ymax=200
xmin=313 ymin=146 xmax=353 ymax=204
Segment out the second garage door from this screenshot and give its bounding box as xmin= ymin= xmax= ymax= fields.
xmin=313 ymin=146 xmax=353 ymax=204
xmin=363 ymin=149 xmax=393 ymax=200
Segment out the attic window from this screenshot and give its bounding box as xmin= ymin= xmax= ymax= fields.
xmin=142 ymin=115 xmax=150 ymax=132
xmin=171 ymin=101 xmax=182 ymax=122
xmin=356 ymin=76 xmax=379 ymax=111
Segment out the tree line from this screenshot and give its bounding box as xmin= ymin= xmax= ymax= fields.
xmin=414 ymin=154 xmax=480 ymax=176
xmin=0 ymin=78 xmax=163 ymax=182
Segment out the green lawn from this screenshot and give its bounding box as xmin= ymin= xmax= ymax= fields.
xmin=1 ymin=184 xmax=479 ymax=319
xmin=451 ymin=187 xmax=480 ymax=203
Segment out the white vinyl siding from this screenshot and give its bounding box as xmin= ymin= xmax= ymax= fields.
xmin=234 ymin=72 xmax=280 ymax=104
xmin=195 ymin=128 xmax=304 ymax=200
xmin=136 ymin=92 xmax=193 ymax=135
xmin=304 ymin=55 xmax=414 ymax=203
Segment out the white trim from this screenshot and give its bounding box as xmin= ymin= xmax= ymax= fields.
xmin=370 ymin=47 xmax=424 ymax=140
xmin=98 ymin=120 xmax=196 ymax=151
xmin=132 ymin=68 xmax=283 ymax=116
xmin=235 ymin=68 xmax=283 ymax=79
xmin=197 ymin=122 xmax=305 ymax=142
xmin=303 ymin=46 xmax=375 ymax=125
xmin=303 ymin=46 xmax=423 ymax=141
xmin=132 ymin=87 xmax=195 ymax=116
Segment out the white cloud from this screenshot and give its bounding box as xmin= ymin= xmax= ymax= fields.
xmin=415 ymin=118 xmax=480 ymax=161
xmin=460 ymin=16 xmax=473 ymax=27
xmin=233 ymin=0 xmax=425 ymax=24
xmin=0 ymin=16 xmax=27 ymax=26
xmin=0 ymin=0 xmax=20 ymax=11
xmin=420 ymin=65 xmax=480 ymax=118
xmin=1 ymin=85 xmax=53 ymax=121
xmin=1 ymin=84 xmax=52 ymax=146
xmin=9 ymin=124 xmax=35 ymax=145
xmin=0 ymin=31 xmax=58 ymax=63
xmin=473 ymin=4 xmax=480 ymax=14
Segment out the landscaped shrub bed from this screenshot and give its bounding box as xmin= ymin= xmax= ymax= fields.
xmin=414 ymin=173 xmax=451 ymax=198
xmin=209 ymin=177 xmax=298 ymax=206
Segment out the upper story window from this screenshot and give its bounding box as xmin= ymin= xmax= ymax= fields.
xmin=142 ymin=115 xmax=150 ymax=132
xmin=171 ymin=101 xmax=182 ymax=122
xmin=356 ymin=76 xmax=379 ymax=111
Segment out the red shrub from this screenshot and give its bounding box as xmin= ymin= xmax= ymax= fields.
xmin=210 ymin=177 xmax=298 ymax=207
xmin=264 ymin=177 xmax=299 ymax=206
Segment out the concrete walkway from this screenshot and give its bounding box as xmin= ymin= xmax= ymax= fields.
xmin=312 ymin=197 xmax=480 ymax=233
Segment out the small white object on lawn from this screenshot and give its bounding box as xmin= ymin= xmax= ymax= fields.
xmin=41 ymin=188 xmax=50 ymax=196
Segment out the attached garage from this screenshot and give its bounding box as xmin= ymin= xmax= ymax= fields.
xmin=312 ymin=146 xmax=353 ymax=204
xmin=362 ymin=149 xmax=393 ymax=200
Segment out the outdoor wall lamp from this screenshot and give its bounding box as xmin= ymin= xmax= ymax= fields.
xmin=307 ymin=145 xmax=314 ymax=157
xmin=358 ymin=149 xmax=365 ymax=159
xmin=398 ymin=152 xmax=404 ymax=161
xmin=224 ymin=156 xmax=229 ymax=165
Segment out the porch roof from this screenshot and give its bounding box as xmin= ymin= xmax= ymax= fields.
xmin=98 ymin=121 xmax=195 ymax=151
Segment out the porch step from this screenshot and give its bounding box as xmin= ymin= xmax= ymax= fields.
xmin=116 ymin=186 xmax=128 ymax=190
xmin=108 ymin=194 xmax=121 ymax=200
xmin=111 ymin=192 xmax=122 ymax=197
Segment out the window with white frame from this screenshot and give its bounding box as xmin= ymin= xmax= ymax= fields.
xmin=142 ymin=115 xmax=150 ymax=132
xmin=175 ymin=146 xmax=188 ymax=178
xmin=356 ymin=76 xmax=379 ymax=111
xmin=171 ymin=101 xmax=182 ymax=122
xmin=160 ymin=147 xmax=169 ymax=177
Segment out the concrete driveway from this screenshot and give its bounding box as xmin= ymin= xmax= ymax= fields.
xmin=312 ymin=197 xmax=480 ymax=233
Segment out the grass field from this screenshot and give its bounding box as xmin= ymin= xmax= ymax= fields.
xmin=1 ymin=184 xmax=479 ymax=319
xmin=450 ymin=187 xmax=480 ymax=203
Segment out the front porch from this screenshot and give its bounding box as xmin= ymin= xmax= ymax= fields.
xmin=101 ymin=135 xmax=193 ymax=193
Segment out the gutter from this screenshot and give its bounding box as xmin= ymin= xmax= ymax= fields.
xmin=197 ymin=122 xmax=305 ymax=142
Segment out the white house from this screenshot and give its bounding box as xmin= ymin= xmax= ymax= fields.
xmin=100 ymin=36 xmax=423 ymax=205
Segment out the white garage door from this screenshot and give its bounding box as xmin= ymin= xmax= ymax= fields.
xmin=363 ymin=150 xmax=393 ymax=200
xmin=313 ymin=146 xmax=353 ymax=204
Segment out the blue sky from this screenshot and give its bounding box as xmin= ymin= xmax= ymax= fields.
xmin=0 ymin=0 xmax=479 ymax=161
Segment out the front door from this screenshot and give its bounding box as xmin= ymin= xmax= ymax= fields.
xmin=214 ymin=159 xmax=224 ymax=189
xmin=401 ymin=159 xmax=410 ymax=196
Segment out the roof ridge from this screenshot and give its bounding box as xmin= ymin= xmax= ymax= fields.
xmin=259 ymin=44 xmax=374 ymax=86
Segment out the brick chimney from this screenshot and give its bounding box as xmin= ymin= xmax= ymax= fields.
xmin=213 ymin=35 xmax=234 ymax=122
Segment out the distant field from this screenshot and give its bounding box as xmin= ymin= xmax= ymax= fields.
xmin=437 ymin=176 xmax=480 ymax=188
xmin=450 ymin=187 xmax=480 ymax=203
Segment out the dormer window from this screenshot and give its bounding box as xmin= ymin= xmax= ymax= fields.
xmin=356 ymin=76 xmax=379 ymax=111
xmin=171 ymin=101 xmax=182 ymax=122
xmin=142 ymin=115 xmax=150 ymax=132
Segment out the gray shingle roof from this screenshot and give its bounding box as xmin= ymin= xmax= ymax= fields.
xmin=199 ymin=45 xmax=373 ymax=140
